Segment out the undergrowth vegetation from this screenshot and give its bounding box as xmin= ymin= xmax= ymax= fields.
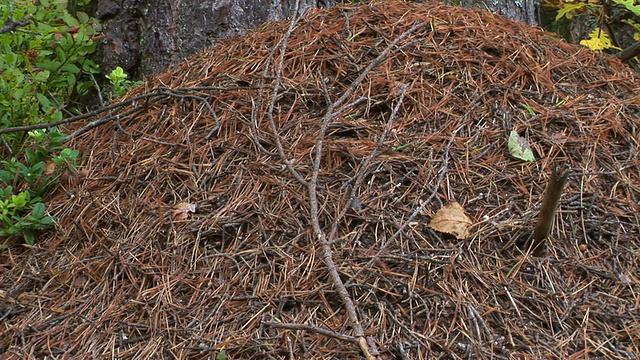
xmin=543 ymin=0 xmax=640 ymax=61
xmin=0 ymin=0 xmax=98 ymax=247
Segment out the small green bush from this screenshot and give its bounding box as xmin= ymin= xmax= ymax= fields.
xmin=0 ymin=128 xmax=78 ymax=246
xmin=0 ymin=0 xmax=98 ymax=246
xmin=106 ymin=66 xmax=143 ymax=97
xmin=0 ymin=0 xmax=100 ymax=141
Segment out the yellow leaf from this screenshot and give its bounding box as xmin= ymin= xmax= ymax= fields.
xmin=580 ymin=29 xmax=621 ymax=51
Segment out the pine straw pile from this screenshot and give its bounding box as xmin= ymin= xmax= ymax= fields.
xmin=1 ymin=1 xmax=640 ymax=359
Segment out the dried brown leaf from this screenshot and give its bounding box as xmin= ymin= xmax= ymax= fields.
xmin=428 ymin=202 xmax=473 ymax=239
xmin=172 ymin=202 xmax=196 ymax=220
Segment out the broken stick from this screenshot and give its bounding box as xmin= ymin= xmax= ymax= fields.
xmin=530 ymin=163 xmax=570 ymax=256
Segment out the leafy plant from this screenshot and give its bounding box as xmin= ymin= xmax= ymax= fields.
xmin=546 ymin=0 xmax=640 ymax=58
xmin=0 ymin=128 xmax=78 ymax=246
xmin=0 ymin=1 xmax=95 ymax=246
xmin=106 ymin=66 xmax=142 ymax=97
xmin=0 ymin=0 xmax=101 ymax=148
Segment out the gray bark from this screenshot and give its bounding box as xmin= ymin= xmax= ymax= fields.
xmin=461 ymin=0 xmax=538 ymax=25
xmin=92 ymin=0 xmax=334 ymax=79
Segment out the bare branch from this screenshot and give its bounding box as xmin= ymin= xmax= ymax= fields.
xmin=345 ymin=89 xmax=495 ymax=287
xmin=617 ymin=40 xmax=640 ymax=64
xmin=302 ymin=24 xmax=425 ymax=360
xmin=328 ymin=84 xmax=410 ymax=242
xmin=0 ymin=15 xmax=33 ymax=35
xmin=262 ymin=320 xmax=358 ymax=343
xmin=256 ymin=0 xmax=309 ymax=185
xmin=256 ymin=13 xmax=426 ymax=360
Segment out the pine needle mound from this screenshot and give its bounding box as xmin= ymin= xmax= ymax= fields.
xmin=2 ymin=2 xmax=639 ymax=358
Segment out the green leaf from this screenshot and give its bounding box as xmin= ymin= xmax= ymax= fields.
xmin=216 ymin=349 xmax=227 ymax=360
xmin=11 ymin=88 xmax=25 ymax=100
xmin=4 ymin=51 xmax=17 ymax=66
xmin=11 ymin=192 xmax=28 ymax=209
xmin=0 ymin=170 xmax=13 ymax=184
xmin=24 ymin=148 xmax=41 ymax=166
xmin=29 ymin=162 xmax=45 ymax=177
xmin=23 ymin=229 xmax=35 ymax=245
xmin=63 ymin=12 xmax=79 ymax=27
xmin=38 ymin=216 xmax=55 ymax=226
xmin=50 ymin=109 xmax=63 ymax=122
xmin=62 ymin=63 xmax=80 ymax=74
xmin=61 ymin=148 xmax=79 ymax=160
xmin=556 ymin=2 xmax=589 ymax=20
xmin=76 ymin=11 xmax=90 ymax=24
xmin=613 ymin=0 xmax=640 ymax=16
xmin=31 ymin=202 xmax=46 ymax=219
xmin=36 ymin=92 xmax=52 ymax=111
xmin=0 ymin=187 xmax=13 ymax=198
xmin=66 ymin=72 xmax=77 ymax=86
xmin=33 ymin=70 xmax=51 ymax=82
xmin=508 ymin=130 xmax=535 ymax=162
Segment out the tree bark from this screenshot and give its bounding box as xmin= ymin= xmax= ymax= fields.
xmin=91 ymin=0 xmax=334 ymax=80
xmin=461 ymin=0 xmax=538 ymax=25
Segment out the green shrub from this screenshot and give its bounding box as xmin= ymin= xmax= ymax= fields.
xmin=0 ymin=0 xmax=98 ymax=246
xmin=0 ymin=128 xmax=79 ymax=246
xmin=0 ymin=0 xmax=100 ymax=145
xmin=106 ymin=66 xmax=143 ymax=97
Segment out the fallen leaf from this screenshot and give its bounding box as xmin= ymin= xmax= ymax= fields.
xmin=428 ymin=202 xmax=473 ymax=239
xmin=44 ymin=161 xmax=56 ymax=176
xmin=508 ymin=130 xmax=535 ymax=162
xmin=67 ymin=26 xmax=81 ymax=34
xmin=172 ymin=202 xmax=196 ymax=220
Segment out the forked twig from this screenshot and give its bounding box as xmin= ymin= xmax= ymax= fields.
xmin=262 ymin=320 xmax=358 ymax=343
xmin=345 ymin=90 xmax=494 ymax=287
xmin=305 ymin=24 xmax=424 ymax=360
xmin=259 ymin=9 xmax=425 ymax=358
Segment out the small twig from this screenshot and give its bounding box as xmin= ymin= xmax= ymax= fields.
xmin=504 ymin=287 xmax=523 ymax=320
xmin=259 ymin=0 xmax=309 ymax=185
xmin=0 ymin=87 xmax=221 ymax=142
xmin=59 ymin=255 xmax=107 ymax=269
xmin=157 ymin=87 xmax=220 ymax=136
xmin=0 ymin=15 xmax=33 ymax=35
xmin=529 ymin=163 xmax=570 ymax=256
xmin=328 ymin=84 xmax=410 ymax=243
xmin=330 ymin=22 xmax=425 ymax=112
xmin=85 ymin=71 xmax=106 ymax=107
xmin=346 ymin=89 xmax=494 ymax=287
xmin=262 ymin=320 xmax=358 ymax=343
xmin=468 ymin=304 xmax=492 ymax=340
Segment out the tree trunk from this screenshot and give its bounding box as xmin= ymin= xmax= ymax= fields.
xmin=461 ymin=0 xmax=538 ymax=25
xmin=92 ymin=0 xmax=334 ymax=80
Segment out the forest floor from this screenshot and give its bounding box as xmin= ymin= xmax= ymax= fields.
xmin=1 ymin=2 xmax=639 ymax=359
